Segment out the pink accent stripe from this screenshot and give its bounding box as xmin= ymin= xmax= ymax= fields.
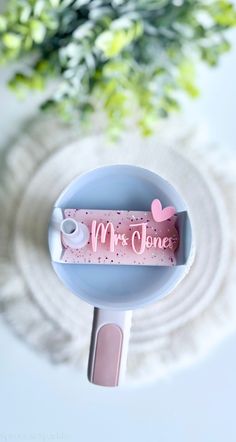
xmin=92 ymin=324 xmax=123 ymax=387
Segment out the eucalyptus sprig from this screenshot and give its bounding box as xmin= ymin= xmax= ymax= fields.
xmin=1 ymin=0 xmax=236 ymax=137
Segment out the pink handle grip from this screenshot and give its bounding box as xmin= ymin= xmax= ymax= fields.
xmin=87 ymin=308 xmax=132 ymax=387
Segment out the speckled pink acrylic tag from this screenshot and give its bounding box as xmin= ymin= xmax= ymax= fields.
xmin=60 ymin=206 xmax=179 ymax=266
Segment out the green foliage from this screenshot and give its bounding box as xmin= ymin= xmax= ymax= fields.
xmin=0 ymin=0 xmax=236 ymax=136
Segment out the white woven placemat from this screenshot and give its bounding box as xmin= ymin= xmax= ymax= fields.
xmin=0 ymin=115 xmax=235 ymax=385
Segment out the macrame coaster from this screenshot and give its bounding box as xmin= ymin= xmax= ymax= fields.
xmin=0 ymin=115 xmax=235 ymax=385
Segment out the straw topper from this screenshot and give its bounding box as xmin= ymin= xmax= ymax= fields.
xmin=52 ymin=199 xmax=180 ymax=266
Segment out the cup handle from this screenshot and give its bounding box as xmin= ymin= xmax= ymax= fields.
xmin=87 ymin=308 xmax=132 ymax=387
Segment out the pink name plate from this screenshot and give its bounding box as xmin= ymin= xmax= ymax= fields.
xmin=50 ymin=199 xmax=182 ymax=267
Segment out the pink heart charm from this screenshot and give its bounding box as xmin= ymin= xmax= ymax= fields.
xmin=151 ymin=199 xmax=176 ymax=223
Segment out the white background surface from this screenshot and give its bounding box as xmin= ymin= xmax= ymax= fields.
xmin=0 ymin=28 xmax=236 ymax=442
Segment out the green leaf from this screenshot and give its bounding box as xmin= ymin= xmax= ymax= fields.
xmin=8 ymin=73 xmax=29 ymax=98
xmin=20 ymin=5 xmax=31 ymax=23
xmin=95 ymin=30 xmax=124 ymax=57
xmin=30 ymin=20 xmax=46 ymax=43
xmin=211 ymin=0 xmax=236 ymax=26
xmin=49 ymin=0 xmax=61 ymax=7
xmin=0 ymin=14 xmax=7 ymax=32
xmin=177 ymin=61 xmax=199 ymax=98
xmin=95 ymin=21 xmax=143 ymax=57
xmin=2 ymin=33 xmax=22 ymax=49
xmin=34 ymin=0 xmax=45 ymax=17
xmin=30 ymin=73 xmax=45 ymax=90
